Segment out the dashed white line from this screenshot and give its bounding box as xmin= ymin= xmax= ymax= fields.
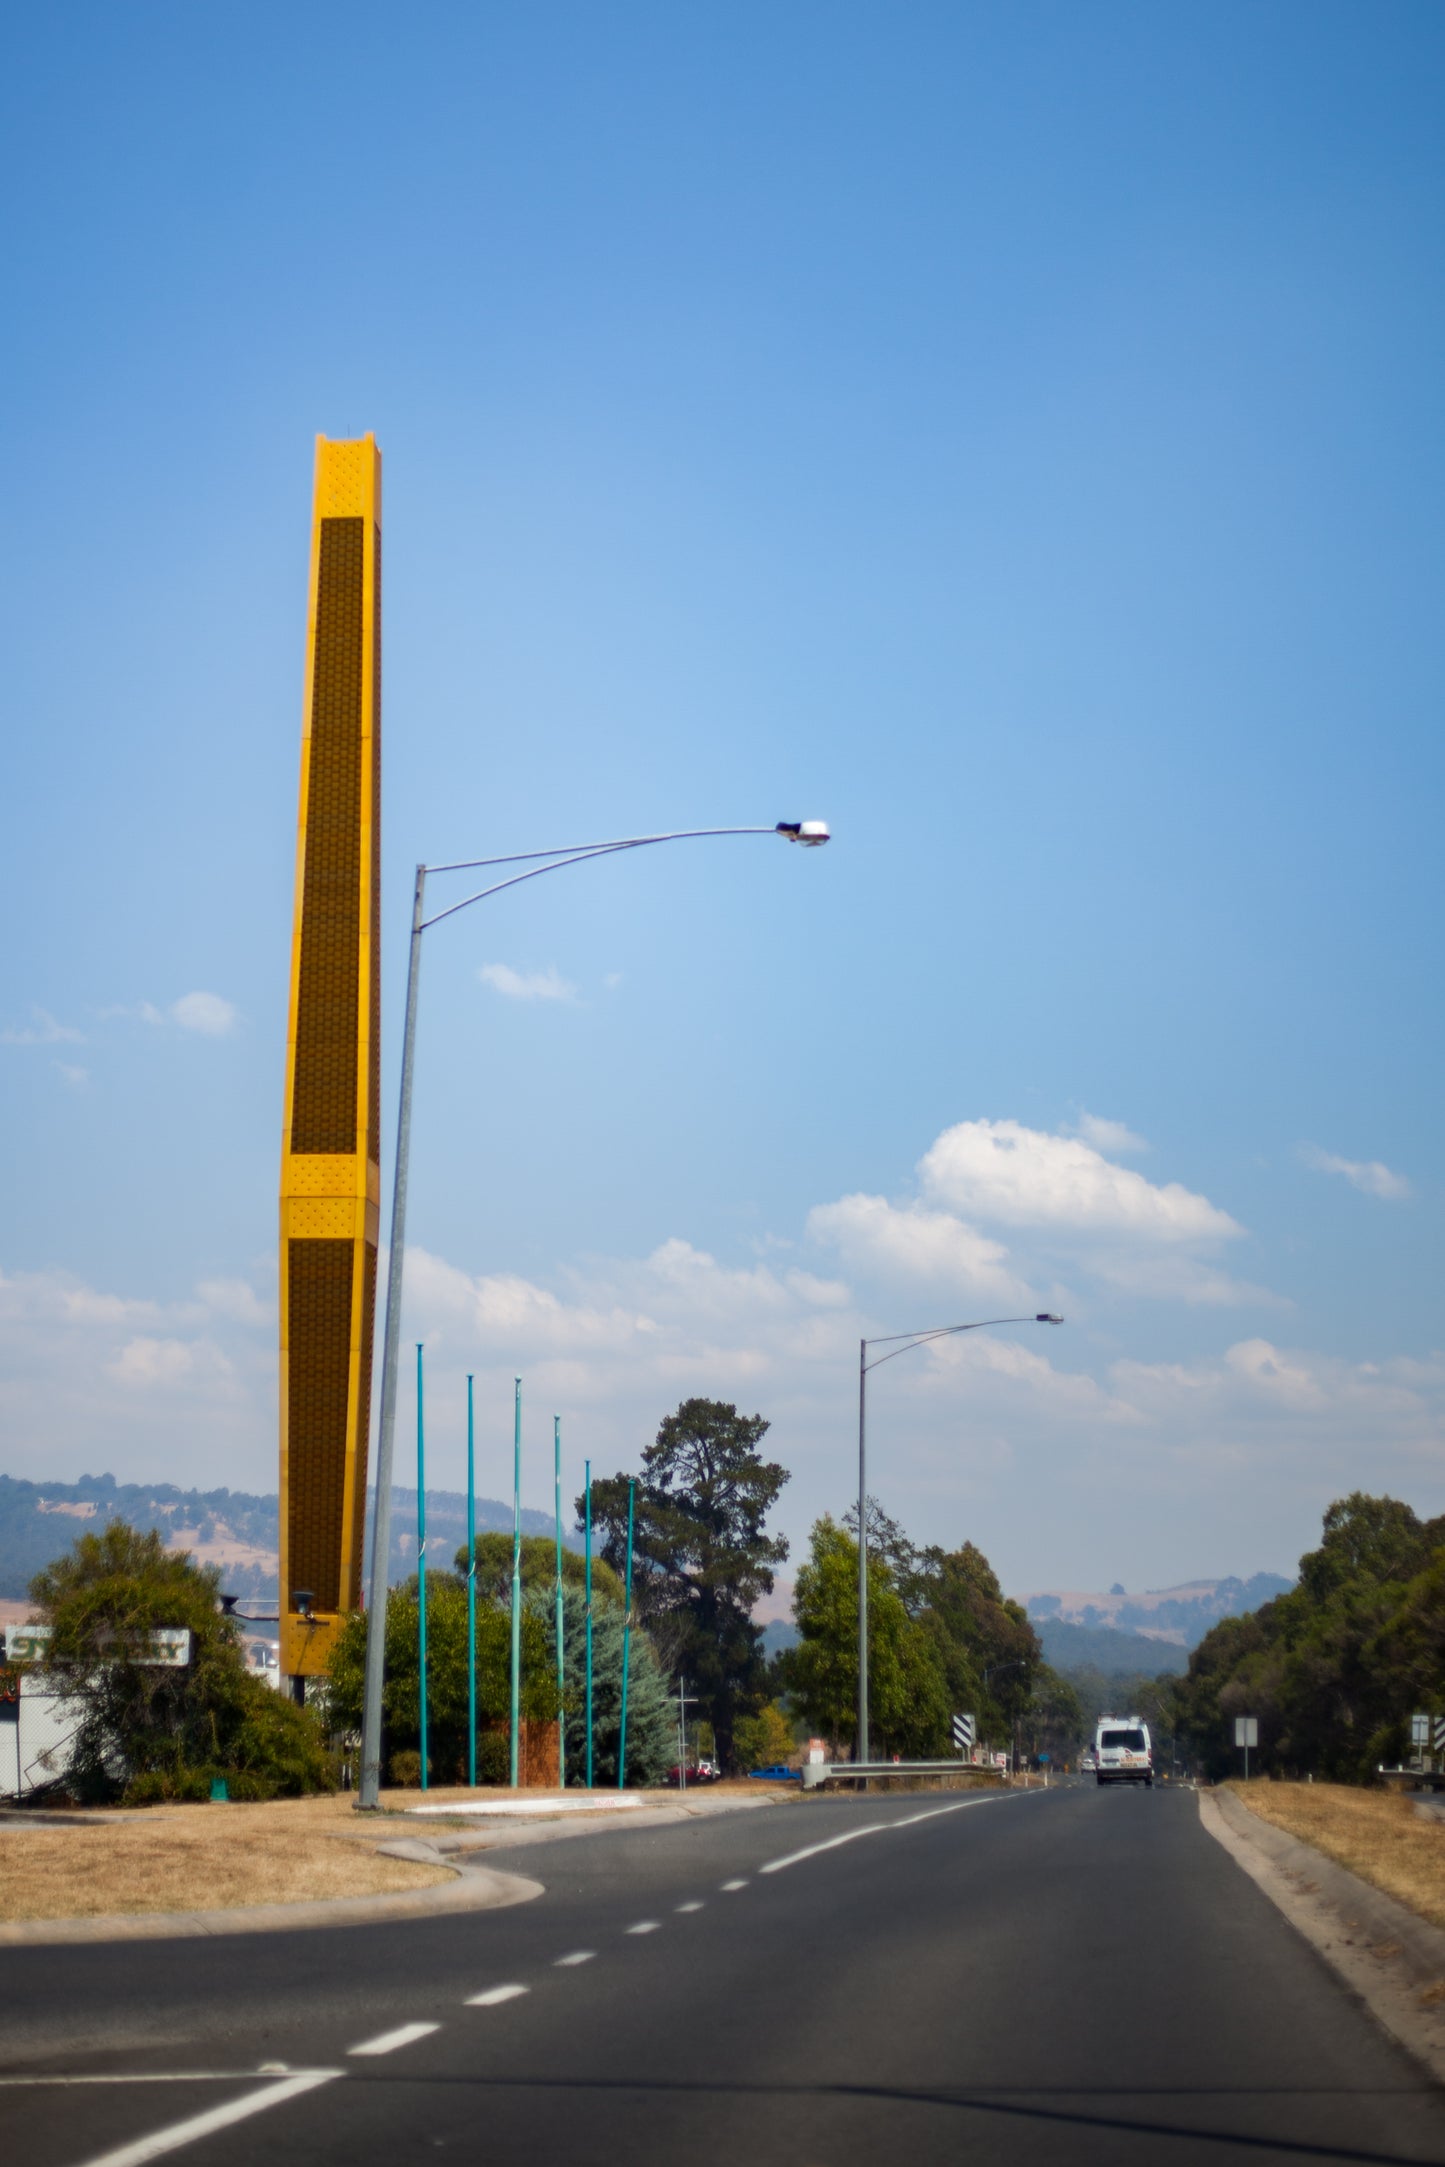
xmin=625 ymin=1920 xmax=661 ymax=1935
xmin=69 ymin=2070 xmax=338 ymax=2167
xmin=348 ymin=2022 xmax=441 ymax=2057
xmin=465 ymin=1984 xmax=530 ymax=2007
xmin=675 ymin=1900 xmax=705 ymax=1913
xmin=759 ymin=1795 xmax=1009 ymax=1875
xmin=554 ymin=1950 xmax=596 ymax=1967
xmin=719 ymin=1878 xmax=749 ymax=1891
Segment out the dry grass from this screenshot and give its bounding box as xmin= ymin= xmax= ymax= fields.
xmin=1230 ymin=1781 xmax=1445 ymax=1931
xmin=0 ymin=1792 xmax=453 ymax=1921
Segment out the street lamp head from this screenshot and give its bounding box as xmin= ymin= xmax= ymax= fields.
xmin=776 ymin=819 xmax=831 ymax=846
xmin=1036 ymin=1313 xmax=1065 ymax=1325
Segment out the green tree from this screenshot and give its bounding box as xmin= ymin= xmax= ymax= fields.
xmin=911 ymin=1540 xmax=1041 ymax=1737
xmin=540 ymin=1584 xmax=674 ymax=1786
xmin=584 ymin=1398 xmax=789 ymax=1769
xmin=732 ymin=1698 xmax=797 ymax=1771
xmin=28 ymin=1523 xmax=332 ymax=1803
xmin=453 ymin=1532 xmax=623 ymax=1607
xmin=326 ymin=1575 xmax=559 ymax=1784
xmin=783 ymin=1516 xmax=949 ymax=1757
xmin=1018 ymin=1666 xmax=1085 ymax=1766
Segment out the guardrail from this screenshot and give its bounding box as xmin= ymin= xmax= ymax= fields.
xmin=801 ymin=1759 xmax=1006 ymax=1789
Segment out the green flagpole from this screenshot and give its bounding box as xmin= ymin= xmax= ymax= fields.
xmin=466 ymin=1373 xmax=476 ymax=1789
xmin=416 ymin=1343 xmax=428 ymax=1792
xmin=554 ymin=1416 xmax=565 ymax=1789
xmin=509 ymin=1376 xmax=522 ymax=1789
xmin=618 ymin=1478 xmax=636 ymax=1790
xmin=584 ymin=1458 xmax=594 ymax=1790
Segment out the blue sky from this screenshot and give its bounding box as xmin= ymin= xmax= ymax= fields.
xmin=2 ymin=3 xmax=1441 ymax=1592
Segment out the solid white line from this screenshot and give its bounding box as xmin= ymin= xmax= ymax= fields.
xmin=553 ymin=1951 xmax=595 ymax=1967
xmin=70 ymin=2071 xmax=337 ymax=2167
xmin=674 ymin=1900 xmax=705 ymax=1913
xmin=720 ymin=1878 xmax=749 ymax=1891
xmin=0 ymin=2071 xmax=328 ymax=2088
xmin=348 ymin=2022 xmax=441 ymax=2057
xmin=759 ymin=1795 xmax=1006 ymax=1875
xmin=625 ymin=1920 xmax=660 ymax=1934
xmin=465 ymin=1984 xmax=530 ymax=2007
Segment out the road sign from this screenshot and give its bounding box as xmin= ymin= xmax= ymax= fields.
xmin=1434 ymin=1718 xmax=1445 ymax=1755
xmin=1233 ymin=1716 xmax=1258 ymax=1748
xmin=1411 ymin=1712 xmax=1431 ymax=1747
xmin=952 ymin=1712 xmax=976 ymax=1754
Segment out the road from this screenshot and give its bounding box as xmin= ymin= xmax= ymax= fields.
xmin=3 ymin=1781 xmax=1443 ymax=2166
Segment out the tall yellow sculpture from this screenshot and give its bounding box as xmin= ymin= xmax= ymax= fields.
xmin=278 ymin=435 xmax=382 ymax=1685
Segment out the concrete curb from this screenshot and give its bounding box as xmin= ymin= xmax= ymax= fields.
xmin=1199 ymin=1785 xmax=1445 ymax=2084
xmin=0 ymin=1862 xmax=543 ymax=1948
xmin=385 ymin=1791 xmax=781 ymax=1859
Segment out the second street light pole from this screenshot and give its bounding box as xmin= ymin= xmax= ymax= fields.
xmin=855 ymin=1312 xmax=1064 ymax=1766
xmin=356 ymin=820 xmax=829 ymax=1812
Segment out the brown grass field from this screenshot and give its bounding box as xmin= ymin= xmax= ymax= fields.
xmin=1230 ymin=1780 xmax=1445 ymax=1930
xmin=0 ymin=1782 xmax=805 ymax=1922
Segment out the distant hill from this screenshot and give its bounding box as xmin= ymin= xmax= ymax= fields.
xmin=1037 ymin=1619 xmax=1189 ymax=1676
xmin=1022 ymin=1573 xmax=1292 ymax=1650
xmin=0 ymin=1473 xmax=573 ymax=1603
xmin=759 ymin=1619 xmax=799 ymax=1660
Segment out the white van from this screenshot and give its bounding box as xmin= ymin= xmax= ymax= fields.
xmin=1094 ymin=1714 xmax=1153 ymax=1787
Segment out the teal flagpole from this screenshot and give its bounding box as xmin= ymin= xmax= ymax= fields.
xmin=466 ymin=1373 xmax=476 ymax=1789
xmin=584 ymin=1458 xmax=594 ymax=1790
xmin=617 ymin=1478 xmax=636 ymax=1790
xmin=416 ymin=1343 xmax=428 ymax=1792
xmin=554 ymin=1416 xmax=565 ymax=1789
xmin=509 ymin=1376 xmax=522 ymax=1789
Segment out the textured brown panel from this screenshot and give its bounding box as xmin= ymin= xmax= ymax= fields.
xmin=367 ymin=526 xmax=382 ymax=1170
xmin=292 ymin=517 xmax=364 ymax=1154
xmin=286 ymin=1238 xmax=354 ymax=1610
xmin=345 ymin=1240 xmax=379 ymax=1610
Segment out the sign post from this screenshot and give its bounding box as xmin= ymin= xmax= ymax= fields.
xmin=1234 ymin=1714 xmax=1258 ymax=1779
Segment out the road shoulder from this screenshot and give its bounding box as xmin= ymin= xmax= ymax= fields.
xmin=1200 ymin=1784 xmax=1445 ymax=2084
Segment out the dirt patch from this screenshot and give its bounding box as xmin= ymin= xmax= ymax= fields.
xmin=0 ymin=1791 xmax=453 ymax=1921
xmin=1229 ymin=1781 xmax=1445 ymax=1931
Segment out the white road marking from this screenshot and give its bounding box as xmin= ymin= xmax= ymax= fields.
xmin=348 ymin=2022 xmax=441 ymax=2056
xmin=719 ymin=1878 xmax=749 ymax=1891
xmin=554 ymin=1951 xmax=596 ymax=1967
xmin=675 ymin=1900 xmax=705 ymax=1912
xmin=0 ymin=2072 xmax=328 ymax=2088
xmin=759 ymin=1795 xmax=1007 ymax=1875
xmin=625 ymin=1920 xmax=661 ymax=1934
xmin=465 ymin=1984 xmax=530 ymax=2007
xmin=69 ymin=2070 xmax=337 ymax=2167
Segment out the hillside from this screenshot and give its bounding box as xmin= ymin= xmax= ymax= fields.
xmin=1022 ymin=1573 xmax=1292 ymax=1650
xmin=1036 ymin=1618 xmax=1189 ymax=1676
xmin=0 ymin=1473 xmax=570 ymax=1602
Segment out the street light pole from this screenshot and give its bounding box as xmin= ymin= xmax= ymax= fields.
xmin=854 ymin=1312 xmax=1063 ymax=1766
xmin=356 ymin=819 xmax=829 ymax=1811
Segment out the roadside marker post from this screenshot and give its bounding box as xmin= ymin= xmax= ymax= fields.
xmin=952 ymin=1712 xmax=976 ymax=1756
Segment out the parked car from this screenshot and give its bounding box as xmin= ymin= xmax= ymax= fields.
xmin=665 ymin=1760 xmax=720 ymax=1786
xmin=747 ymin=1764 xmax=802 ymax=1782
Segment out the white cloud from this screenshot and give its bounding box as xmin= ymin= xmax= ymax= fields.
xmin=1299 ymin=1144 xmax=1411 ymax=1201
xmin=920 ymin=1118 xmax=1240 ymax=1243
xmin=1070 ymin=1111 xmax=1148 ymax=1156
xmin=806 ymin=1193 xmax=1029 ymax=1304
xmin=478 ymin=963 xmax=578 ymax=1003
xmin=2 ymin=1007 xmax=84 ymax=1046
xmin=169 ymin=992 xmax=238 ymax=1036
xmin=54 ymin=1063 xmax=88 ymax=1088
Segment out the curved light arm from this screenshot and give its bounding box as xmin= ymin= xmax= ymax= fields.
xmin=420 ymin=823 xmax=825 ymax=932
xmin=863 ymin=1313 xmax=1064 ymax=1374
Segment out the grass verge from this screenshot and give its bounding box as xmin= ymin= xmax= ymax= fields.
xmin=1229 ymin=1780 xmax=1445 ymax=1931
xmin=0 ymin=1792 xmax=453 ymax=1920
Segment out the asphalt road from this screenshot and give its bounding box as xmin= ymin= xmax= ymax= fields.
xmin=4 ymin=1781 xmax=1444 ymax=2166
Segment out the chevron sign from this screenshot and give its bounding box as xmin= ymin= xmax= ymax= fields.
xmin=952 ymin=1712 xmax=976 ymax=1754
xmin=1434 ymin=1716 xmax=1445 ymax=1756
